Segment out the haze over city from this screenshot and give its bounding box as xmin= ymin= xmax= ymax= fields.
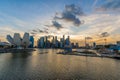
xmin=0 ymin=0 xmax=120 ymax=45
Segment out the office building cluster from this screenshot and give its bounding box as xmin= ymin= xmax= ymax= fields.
xmin=71 ymin=43 xmax=79 ymax=48
xmin=37 ymin=35 xmax=71 ymax=48
xmin=6 ymin=32 xmax=79 ymax=50
xmin=6 ymin=32 xmax=34 ymax=48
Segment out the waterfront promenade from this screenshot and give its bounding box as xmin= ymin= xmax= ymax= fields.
xmin=57 ymin=49 xmax=120 ymax=59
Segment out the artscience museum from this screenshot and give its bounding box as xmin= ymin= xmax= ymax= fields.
xmin=6 ymin=32 xmax=34 ymax=48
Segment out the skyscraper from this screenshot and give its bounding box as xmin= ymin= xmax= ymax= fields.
xmin=44 ymin=36 xmax=48 ymax=48
xmin=52 ymin=36 xmax=55 ymax=44
xmin=68 ymin=36 xmax=70 ymax=41
xmin=60 ymin=38 xmax=63 ymax=48
xmin=64 ymin=35 xmax=72 ymax=52
xmin=75 ymin=43 xmax=79 ymax=48
xmin=55 ymin=36 xmax=58 ymax=47
xmin=65 ymin=36 xmax=70 ymax=45
xmin=93 ymin=42 xmax=96 ymax=48
xmin=51 ymin=36 xmax=55 ymax=48
xmin=29 ymin=36 xmax=34 ymax=48
xmin=38 ymin=37 xmax=44 ymax=48
xmin=63 ymin=35 xmax=65 ymax=47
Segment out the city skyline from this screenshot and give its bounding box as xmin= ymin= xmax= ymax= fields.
xmin=0 ymin=0 xmax=120 ymax=45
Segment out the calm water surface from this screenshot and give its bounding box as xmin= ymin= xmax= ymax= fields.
xmin=0 ymin=49 xmax=120 ymax=80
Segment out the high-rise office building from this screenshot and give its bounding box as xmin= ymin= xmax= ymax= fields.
xmin=44 ymin=36 xmax=48 ymax=47
xmin=55 ymin=36 xmax=57 ymax=41
xmin=64 ymin=35 xmax=72 ymax=52
xmin=63 ymin=35 xmax=65 ymax=47
xmin=38 ymin=37 xmax=44 ymax=48
xmin=68 ymin=36 xmax=70 ymax=41
xmin=52 ymin=36 xmax=54 ymax=44
xmin=45 ymin=36 xmax=47 ymax=43
xmin=75 ymin=43 xmax=79 ymax=48
xmin=117 ymin=41 xmax=120 ymax=46
xmin=37 ymin=35 xmax=71 ymax=48
xmin=29 ymin=36 xmax=34 ymax=48
xmin=55 ymin=36 xmax=58 ymax=47
xmin=71 ymin=43 xmax=75 ymax=48
xmin=93 ymin=42 xmax=96 ymax=48
xmin=60 ymin=38 xmax=63 ymax=48
xmin=65 ymin=36 xmax=70 ymax=46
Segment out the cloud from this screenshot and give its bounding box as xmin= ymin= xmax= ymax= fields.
xmin=65 ymin=4 xmax=84 ymax=16
xmin=38 ymin=29 xmax=44 ymax=33
xmin=92 ymin=0 xmax=98 ymax=8
xmin=96 ymin=0 xmax=120 ymax=12
xmin=74 ymin=13 xmax=120 ymax=40
xmin=100 ymin=32 xmax=110 ymax=37
xmin=0 ymin=12 xmax=31 ymax=30
xmin=30 ymin=27 xmax=49 ymax=36
xmin=102 ymin=0 xmax=120 ymax=9
xmin=0 ymin=26 xmax=24 ymax=41
xmin=30 ymin=32 xmax=37 ymax=35
xmin=42 ymin=4 xmax=85 ymax=33
xmin=52 ymin=21 xmax=63 ymax=30
xmin=44 ymin=20 xmax=63 ymax=30
xmin=32 ymin=29 xmax=38 ymax=32
xmin=85 ymin=37 xmax=92 ymax=39
xmin=54 ymin=4 xmax=84 ymax=26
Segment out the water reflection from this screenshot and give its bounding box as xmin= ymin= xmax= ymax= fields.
xmin=11 ymin=52 xmax=32 ymax=58
xmin=0 ymin=49 xmax=120 ymax=80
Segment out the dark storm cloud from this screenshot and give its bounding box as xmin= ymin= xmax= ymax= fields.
xmin=52 ymin=21 xmax=63 ymax=30
xmin=54 ymin=4 xmax=84 ymax=26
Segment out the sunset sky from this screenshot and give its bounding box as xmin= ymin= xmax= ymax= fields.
xmin=0 ymin=0 xmax=120 ymax=45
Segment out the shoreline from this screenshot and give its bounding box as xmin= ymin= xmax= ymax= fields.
xmin=0 ymin=48 xmax=36 ymax=53
xmin=57 ymin=51 xmax=120 ymax=59
xmin=1 ymin=48 xmax=120 ymax=60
